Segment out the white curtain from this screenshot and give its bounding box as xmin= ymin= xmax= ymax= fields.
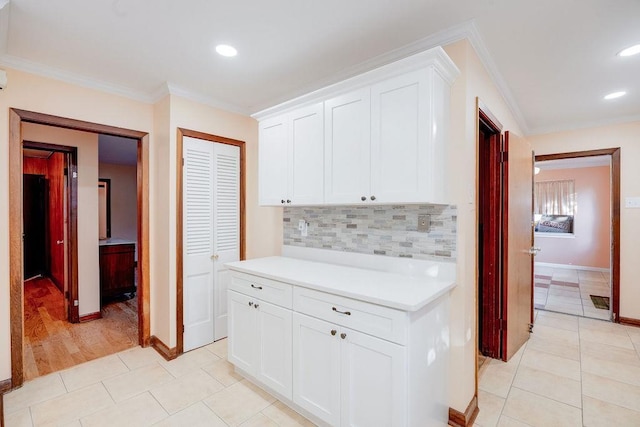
xmin=534 ymin=180 xmax=575 ymax=215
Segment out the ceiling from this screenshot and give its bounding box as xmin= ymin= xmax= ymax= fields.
xmin=1 ymin=0 xmax=638 ymax=135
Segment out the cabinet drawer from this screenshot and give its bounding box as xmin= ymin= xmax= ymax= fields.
xmin=293 ymin=287 xmax=407 ymax=345
xmin=230 ymin=272 xmax=293 ymax=309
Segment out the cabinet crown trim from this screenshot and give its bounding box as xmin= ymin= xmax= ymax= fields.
xmin=252 ymin=46 xmax=460 ymax=121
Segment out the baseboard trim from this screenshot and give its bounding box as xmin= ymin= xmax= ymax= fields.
xmin=79 ymin=312 xmax=102 ymax=322
xmin=150 ymin=336 xmax=178 ymax=361
xmin=619 ymin=316 xmax=640 ymax=327
xmin=449 ymin=394 xmax=479 ymax=427
xmin=0 ymin=378 xmax=11 ymax=394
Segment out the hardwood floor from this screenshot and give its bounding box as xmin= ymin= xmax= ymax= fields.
xmin=23 ymin=277 xmax=138 ymax=381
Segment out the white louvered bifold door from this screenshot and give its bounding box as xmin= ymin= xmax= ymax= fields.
xmin=212 ymin=142 xmax=240 ymax=341
xmin=183 ymin=137 xmax=240 ymax=351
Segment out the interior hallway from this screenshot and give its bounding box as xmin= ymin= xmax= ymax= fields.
xmin=534 ymin=266 xmax=611 ymax=321
xmin=477 ymin=310 xmax=640 ymax=426
xmin=23 ymin=277 xmax=138 ymax=381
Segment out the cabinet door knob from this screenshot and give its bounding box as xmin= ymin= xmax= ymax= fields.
xmin=330 ymin=329 xmax=337 ymax=336
xmin=211 ymin=254 xmax=219 ymax=260
xmin=360 ymin=196 xmax=366 ymax=201
xmin=251 ymin=284 xmax=263 ymax=290
xmin=332 ymin=307 xmax=351 ymax=316
xmin=340 ymin=333 xmax=347 ymax=339
xmin=370 ymin=195 xmax=376 ymax=201
xmin=254 ymin=303 xmax=259 ymax=309
xmin=248 ymin=301 xmax=253 ymax=306
xmin=286 ymin=199 xmax=291 ymax=204
xmin=281 ymin=199 xmax=285 ymax=204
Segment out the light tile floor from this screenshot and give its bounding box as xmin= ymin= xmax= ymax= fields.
xmin=6 ymin=314 xmax=640 ymax=426
xmin=3 ymin=339 xmax=315 ymax=427
xmin=476 ymin=310 xmax=640 ymax=426
xmin=534 ymin=265 xmax=611 ymax=320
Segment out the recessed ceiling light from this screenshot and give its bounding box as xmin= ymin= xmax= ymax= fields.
xmin=604 ymin=91 xmax=626 ymax=100
xmin=618 ymin=44 xmax=640 ymax=57
xmin=215 ymin=44 xmax=237 ymax=57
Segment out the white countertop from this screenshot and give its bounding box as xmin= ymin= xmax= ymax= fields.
xmin=226 ymin=256 xmax=456 ymax=312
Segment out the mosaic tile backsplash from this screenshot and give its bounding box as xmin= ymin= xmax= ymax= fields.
xmin=283 ymin=204 xmax=457 ymax=261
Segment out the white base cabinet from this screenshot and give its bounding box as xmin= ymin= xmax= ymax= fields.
xmin=228 ymin=290 xmax=292 ymax=399
xmin=293 ymin=312 xmax=406 ymax=427
xmin=227 ymin=263 xmax=451 ymax=427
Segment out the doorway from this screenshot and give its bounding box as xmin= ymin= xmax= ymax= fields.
xmin=8 ymin=109 xmax=151 ymax=389
xmin=477 ymin=100 xmax=534 ymax=362
xmin=533 ymin=149 xmax=621 ymax=322
xmin=176 ymin=128 xmax=246 ymax=355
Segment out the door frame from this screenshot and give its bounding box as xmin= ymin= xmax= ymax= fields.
xmin=534 ymin=148 xmax=621 ymax=321
xmin=22 ymin=141 xmax=79 ymax=322
xmin=176 ymin=127 xmax=246 ymax=355
xmin=8 ymin=108 xmax=151 ymax=389
xmin=476 ymin=101 xmax=504 ymax=361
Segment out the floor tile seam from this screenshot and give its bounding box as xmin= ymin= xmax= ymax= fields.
xmin=580 ymin=374 xmax=640 ymax=414
xmin=145 ymin=389 xmax=172 ymax=422
xmin=200 ymin=396 xmax=234 ymax=427
xmin=198 ymin=366 xmax=228 ymax=391
xmin=509 ymin=383 xmax=583 ymax=411
xmin=578 ymin=336 xmax=635 ymax=351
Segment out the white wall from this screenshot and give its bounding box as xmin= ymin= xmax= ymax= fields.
xmin=23 ymin=124 xmax=101 ymax=317
xmin=98 ymin=163 xmax=138 ymax=243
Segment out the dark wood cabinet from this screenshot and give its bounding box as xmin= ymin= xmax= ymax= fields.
xmin=99 ymin=242 xmax=136 ymax=303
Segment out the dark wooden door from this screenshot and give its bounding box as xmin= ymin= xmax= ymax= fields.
xmin=478 ymin=117 xmax=503 ymax=359
xmin=502 ymin=131 xmax=534 ymax=360
xmin=23 ymin=174 xmax=48 ymax=279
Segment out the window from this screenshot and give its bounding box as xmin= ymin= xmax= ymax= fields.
xmin=534 ymin=179 xmax=575 ymax=234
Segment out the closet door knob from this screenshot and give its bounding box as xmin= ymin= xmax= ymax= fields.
xmin=361 ymin=196 xmax=366 ymax=201
xmin=330 ymin=329 xmax=337 ymax=336
xmin=370 ymin=196 xmax=376 ymax=201
xmin=286 ymin=199 xmax=291 ymax=204
xmin=340 ymin=333 xmax=347 ymax=339
xmin=281 ymin=199 xmax=285 ymax=204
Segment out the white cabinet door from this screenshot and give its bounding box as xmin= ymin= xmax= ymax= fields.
xmin=292 ymin=313 xmax=341 ymax=426
xmin=371 ymin=69 xmax=431 ymax=203
xmin=256 ymin=301 xmax=293 ymax=399
xmin=259 ymin=115 xmax=289 ymax=205
xmin=212 ymin=143 xmax=240 ymax=341
xmin=289 ymin=103 xmax=324 ymax=205
xmin=340 ymin=328 xmax=407 ymax=427
xmin=324 ymin=88 xmax=371 ymax=204
xmin=183 ymin=137 xmax=215 ymax=352
xmin=227 ymin=290 xmax=256 ymax=374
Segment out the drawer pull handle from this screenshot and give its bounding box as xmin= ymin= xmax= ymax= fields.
xmin=248 ymin=301 xmax=253 ymax=306
xmin=251 ymin=284 xmax=263 ymax=290
xmin=332 ymin=307 xmax=351 ymax=315
xmin=340 ymin=333 xmax=347 ymax=339
xmin=330 ymin=329 xmax=337 ymax=336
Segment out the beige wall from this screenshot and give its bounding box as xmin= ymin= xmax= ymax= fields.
xmin=444 ymin=39 xmax=525 ymax=412
xmin=0 ymin=67 xmax=280 ymax=381
xmin=23 ymin=124 xmax=101 ymax=317
xmin=535 ymin=166 xmax=611 ymax=268
xmin=530 ymin=121 xmax=640 ymax=319
xmin=98 ymin=163 xmax=138 ymax=243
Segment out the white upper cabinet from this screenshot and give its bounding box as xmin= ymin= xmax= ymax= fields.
xmin=289 ymin=104 xmax=324 ymax=205
xmin=258 ymin=103 xmax=324 ymax=206
xmin=324 ymin=88 xmax=371 ymax=204
xmin=255 ymin=46 xmax=459 ymax=206
xmin=258 ymin=116 xmax=289 ymax=206
xmin=370 ymin=69 xmax=431 ymax=204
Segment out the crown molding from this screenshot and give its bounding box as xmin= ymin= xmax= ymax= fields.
xmin=164 ymin=83 xmax=250 ymax=116
xmin=528 ymin=113 xmax=640 ymax=136
xmin=462 ymin=22 xmax=530 ymax=135
xmin=0 ymin=53 xmax=156 ymax=103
